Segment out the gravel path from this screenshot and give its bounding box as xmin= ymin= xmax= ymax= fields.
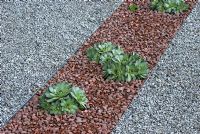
xmin=0 ymin=0 xmax=122 ymax=127
xmin=113 ymin=2 xmax=200 ymax=134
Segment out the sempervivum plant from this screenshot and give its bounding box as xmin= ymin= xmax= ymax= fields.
xmin=86 ymin=42 xmax=123 ymax=64
xmin=39 ymin=82 xmax=88 ymax=115
xmin=150 ymin=0 xmax=189 ymax=14
xmin=86 ymin=42 xmax=149 ymax=82
xmin=128 ymin=3 xmax=139 ymax=12
xmin=103 ymin=53 xmax=149 ymax=82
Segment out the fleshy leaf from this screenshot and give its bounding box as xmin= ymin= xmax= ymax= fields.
xmin=71 ymin=87 xmax=88 ymax=108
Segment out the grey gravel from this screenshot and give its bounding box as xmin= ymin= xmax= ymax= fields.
xmin=0 ymin=0 xmax=122 ymax=127
xmin=113 ymin=2 xmax=200 ymax=134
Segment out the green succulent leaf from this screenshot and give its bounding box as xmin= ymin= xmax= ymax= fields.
xmin=46 ymin=97 xmax=59 ymax=103
xmin=45 ymin=92 xmax=56 ymax=98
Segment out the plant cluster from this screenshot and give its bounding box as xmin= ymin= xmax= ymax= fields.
xmin=39 ymin=82 xmax=88 ymax=115
xmin=86 ymin=42 xmax=149 ymax=82
xmin=150 ymin=0 xmax=189 ymax=14
xmin=128 ymin=4 xmax=139 ymax=12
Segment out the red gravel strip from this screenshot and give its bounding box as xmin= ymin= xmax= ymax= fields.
xmin=0 ymin=1 xmax=198 ymax=133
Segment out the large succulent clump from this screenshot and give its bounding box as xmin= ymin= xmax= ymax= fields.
xmin=150 ymin=0 xmax=189 ymax=14
xmin=86 ymin=42 xmax=149 ymax=82
xmin=39 ymin=82 xmax=88 ymax=115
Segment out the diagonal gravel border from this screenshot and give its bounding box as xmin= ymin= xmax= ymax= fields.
xmin=0 ymin=0 xmax=123 ymax=127
xmin=113 ymin=2 xmax=200 ymax=134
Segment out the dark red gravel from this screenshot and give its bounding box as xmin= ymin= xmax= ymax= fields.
xmin=0 ymin=0 xmax=198 ymax=133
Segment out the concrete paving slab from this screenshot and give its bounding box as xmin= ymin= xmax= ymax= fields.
xmin=113 ymin=2 xmax=200 ymax=134
xmin=0 ymin=0 xmax=122 ymax=127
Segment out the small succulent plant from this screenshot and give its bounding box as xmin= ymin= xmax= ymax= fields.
xmin=86 ymin=42 xmax=123 ymax=64
xmin=39 ymin=82 xmax=88 ymax=115
xmin=103 ymin=53 xmax=149 ymax=82
xmin=150 ymin=0 xmax=189 ymax=14
xmin=86 ymin=42 xmax=149 ymax=82
xmin=128 ymin=4 xmax=139 ymax=12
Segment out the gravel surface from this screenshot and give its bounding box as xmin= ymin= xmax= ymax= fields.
xmin=113 ymin=2 xmax=200 ymax=134
xmin=0 ymin=0 xmax=122 ymax=127
xmin=0 ymin=1 xmax=198 ymax=133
